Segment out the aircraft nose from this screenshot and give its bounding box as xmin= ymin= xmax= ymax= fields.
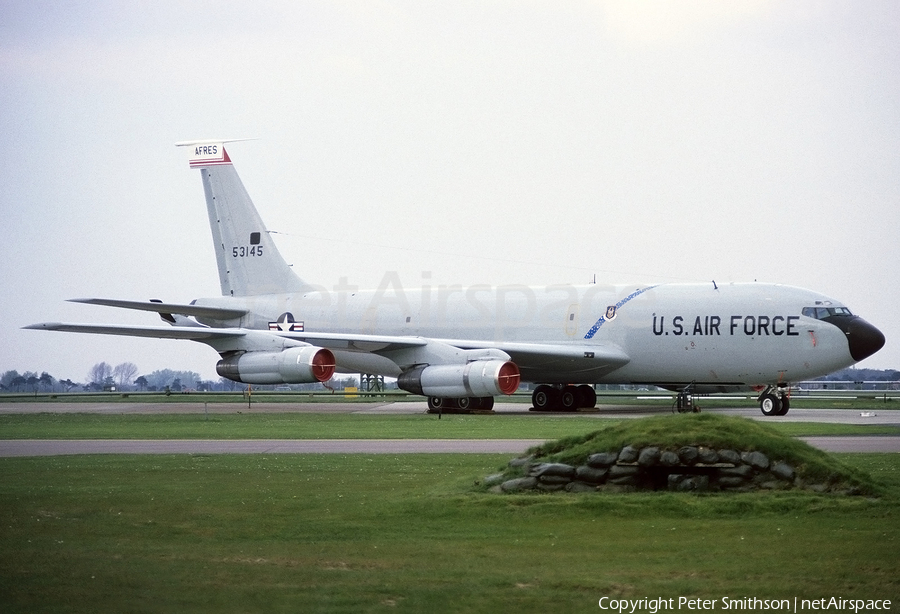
xmin=827 ymin=316 xmax=886 ymax=362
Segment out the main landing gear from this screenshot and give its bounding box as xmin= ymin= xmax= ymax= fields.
xmin=757 ymin=385 xmax=790 ymax=416
xmin=426 ymin=396 xmax=494 ymax=413
xmin=530 ymin=384 xmax=598 ymax=411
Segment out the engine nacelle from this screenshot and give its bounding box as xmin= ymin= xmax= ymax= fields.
xmin=397 ymin=360 xmax=520 ymax=398
xmin=216 ymin=346 xmax=336 ymax=385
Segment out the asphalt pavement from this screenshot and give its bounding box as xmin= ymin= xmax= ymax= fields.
xmin=0 ymin=401 xmax=897 ymax=457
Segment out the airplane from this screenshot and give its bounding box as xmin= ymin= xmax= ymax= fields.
xmin=25 ymin=140 xmax=886 ymax=416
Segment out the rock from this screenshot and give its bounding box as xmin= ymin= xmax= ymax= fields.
xmin=770 ymin=462 xmax=795 ymax=481
xmin=500 ymin=477 xmax=537 ymax=492
xmin=674 ymin=475 xmax=709 ymax=492
xmin=496 ymin=448 xmax=806 ymax=496
xmin=718 ymin=464 xmax=753 ymax=479
xmin=538 ymin=474 xmax=572 ymax=486
xmin=483 ymin=473 xmax=505 ymax=486
xmin=742 ymin=451 xmax=770 ymax=471
xmin=668 ymin=474 xmax=686 ymax=488
xmin=608 ymin=465 xmax=640 ymax=486
xmin=752 ymin=472 xmax=776 ymax=485
xmin=807 ymin=484 xmax=829 ymax=493
xmin=608 ymin=465 xmax=640 ymax=479
xmin=659 ymin=450 xmax=681 ymax=467
xmin=608 ymin=476 xmax=638 ymax=486
xmin=618 ymin=445 xmax=639 ymax=463
xmin=697 ymin=447 xmax=719 ymax=464
xmin=717 ymin=476 xmax=748 ymax=489
xmin=508 ymin=456 xmax=533 ymax=468
xmin=717 ymin=449 xmax=741 ymax=465
xmin=677 ymin=446 xmax=699 ymax=464
xmin=565 ymin=481 xmax=597 ymax=493
xmin=638 ymin=447 xmax=661 ymax=467
xmin=575 ymin=465 xmax=608 ymax=483
xmin=586 ymin=452 xmax=619 ymax=468
xmin=529 ymin=463 xmax=576 ymax=479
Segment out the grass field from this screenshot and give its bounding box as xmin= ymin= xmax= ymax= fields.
xmin=1 ymin=408 xmax=898 ymax=612
xmin=1 ymin=452 xmax=899 ymax=613
xmin=1 ymin=411 xmax=899 ymax=440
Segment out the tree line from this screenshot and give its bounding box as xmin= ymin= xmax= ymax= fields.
xmin=0 ymin=363 xmax=363 ymax=394
xmin=1 ymin=363 xmax=210 ymax=393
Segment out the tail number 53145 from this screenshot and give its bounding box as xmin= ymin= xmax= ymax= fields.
xmin=232 ymin=245 xmax=264 ymax=257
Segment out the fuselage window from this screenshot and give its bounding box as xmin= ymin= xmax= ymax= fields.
xmin=802 ymin=306 xmax=853 ymax=320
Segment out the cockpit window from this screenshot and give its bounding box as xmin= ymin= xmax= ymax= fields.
xmin=802 ymin=306 xmax=853 ymax=319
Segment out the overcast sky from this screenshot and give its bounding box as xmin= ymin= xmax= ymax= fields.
xmin=2 ymin=1 xmax=898 ymax=383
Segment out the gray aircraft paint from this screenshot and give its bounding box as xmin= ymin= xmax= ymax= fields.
xmin=25 ymin=142 xmax=885 ymax=406
xmin=191 ymin=280 xmax=856 ymax=387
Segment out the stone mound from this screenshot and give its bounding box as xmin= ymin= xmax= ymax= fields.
xmin=482 ymin=415 xmax=877 ymax=496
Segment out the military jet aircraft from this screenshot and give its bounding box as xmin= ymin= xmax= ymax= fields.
xmin=26 ymin=141 xmax=885 ymax=415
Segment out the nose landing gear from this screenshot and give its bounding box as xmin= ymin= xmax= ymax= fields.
xmin=674 ymin=387 xmax=701 ymax=413
xmin=758 ymin=385 xmax=790 ymax=416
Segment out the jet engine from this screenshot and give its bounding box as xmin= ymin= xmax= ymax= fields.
xmin=397 ymin=360 xmax=520 ymax=398
xmin=216 ymin=346 xmax=336 ymax=384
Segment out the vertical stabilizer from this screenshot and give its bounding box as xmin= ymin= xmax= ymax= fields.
xmin=176 ymin=140 xmax=308 ymax=297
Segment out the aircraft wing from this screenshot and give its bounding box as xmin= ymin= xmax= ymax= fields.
xmin=24 ymin=322 xmax=626 ymax=382
xmin=22 ymin=322 xmax=246 ymax=341
xmin=23 ymin=322 xmax=429 ymax=353
xmin=68 ymin=298 xmax=248 ymax=321
xmin=435 ymin=338 xmax=631 ymax=382
xmin=271 ymin=331 xmax=429 ymax=352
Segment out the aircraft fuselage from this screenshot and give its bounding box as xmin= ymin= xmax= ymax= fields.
xmin=193 ymin=280 xmax=874 ymax=390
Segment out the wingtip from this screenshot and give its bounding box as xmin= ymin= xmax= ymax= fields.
xmin=22 ymin=322 xmax=62 ymax=330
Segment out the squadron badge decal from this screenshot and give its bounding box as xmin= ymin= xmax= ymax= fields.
xmin=584 ymin=285 xmax=659 ymax=339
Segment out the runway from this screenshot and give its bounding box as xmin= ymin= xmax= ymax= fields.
xmin=0 ymin=402 xmax=897 ymax=457
xmin=0 ymin=436 xmax=898 ymax=457
xmin=2 ymin=400 xmax=900 ymax=425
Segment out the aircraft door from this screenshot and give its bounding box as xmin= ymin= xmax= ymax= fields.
xmin=565 ymin=304 xmax=580 ymax=336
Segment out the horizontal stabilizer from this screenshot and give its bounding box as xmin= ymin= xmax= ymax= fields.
xmin=68 ymin=298 xmax=247 ymax=321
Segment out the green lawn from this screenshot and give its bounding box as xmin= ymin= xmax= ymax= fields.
xmin=1 ymin=453 xmax=898 ymax=613
xmin=1 ymin=411 xmax=899 ymax=440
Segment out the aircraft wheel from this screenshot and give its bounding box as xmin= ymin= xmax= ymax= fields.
xmin=456 ymin=397 xmax=471 ymax=411
xmin=532 ymin=385 xmax=558 ymax=411
xmin=427 ymin=397 xmax=445 ymax=412
xmin=576 ymin=384 xmax=597 ymax=408
xmin=476 ymin=397 xmax=495 ymax=410
xmin=560 ymin=386 xmax=579 ymax=411
xmin=759 ymin=393 xmax=782 ymax=416
xmin=777 ymin=395 xmax=790 ymax=416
